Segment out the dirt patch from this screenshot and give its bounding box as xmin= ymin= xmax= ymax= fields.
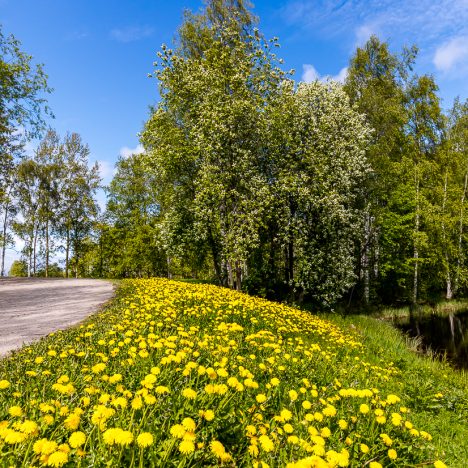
xmin=0 ymin=278 xmax=115 ymax=356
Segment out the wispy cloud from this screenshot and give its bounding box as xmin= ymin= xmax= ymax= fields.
xmin=302 ymin=64 xmax=348 ymax=83
xmin=66 ymin=30 xmax=89 ymax=41
xmin=281 ymin=0 xmax=468 ymax=71
xmin=433 ymin=36 xmax=468 ymax=73
xmin=110 ymin=26 xmax=154 ymax=43
xmin=119 ymin=144 xmax=144 ymax=159
xmin=282 ymin=0 xmax=468 ymax=41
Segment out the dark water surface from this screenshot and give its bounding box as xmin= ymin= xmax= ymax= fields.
xmin=395 ymin=310 xmax=468 ymax=369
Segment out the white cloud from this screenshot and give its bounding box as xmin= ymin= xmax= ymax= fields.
xmin=119 ymin=144 xmax=144 ymax=159
xmin=302 ymin=64 xmax=348 ymax=83
xmin=97 ymin=160 xmax=113 ymax=179
xmin=302 ymin=64 xmax=320 ymax=82
xmin=332 ymin=67 xmax=348 ymax=83
xmin=110 ymin=26 xmax=154 ymax=43
xmin=433 ymin=36 xmax=468 ymax=72
xmin=355 ymin=24 xmax=378 ymax=47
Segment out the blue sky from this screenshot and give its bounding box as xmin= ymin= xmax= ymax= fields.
xmin=1 ymin=0 xmax=468 ymax=270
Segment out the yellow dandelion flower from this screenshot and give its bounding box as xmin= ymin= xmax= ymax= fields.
xmin=8 ymin=406 xmax=22 ymax=417
xmin=280 ymin=409 xmax=293 ymax=421
xmin=246 ymin=425 xmax=256 ymax=435
xmin=182 ymin=388 xmax=197 ymax=400
xmin=155 ymin=385 xmax=170 ymax=394
xmin=283 ymin=423 xmax=294 ymax=434
xmin=388 ymin=449 xmax=397 ymax=460
xmin=386 ymin=394 xmax=400 ymax=404
xmin=179 ymin=439 xmax=195 ymax=454
xmin=434 ymin=461 xmax=447 ymax=468
xmin=137 ymin=432 xmax=154 ymax=448
xmin=3 ymin=430 xmax=27 ymax=444
xmin=64 ymin=413 xmax=80 ymax=431
xmin=19 ymin=420 xmax=39 ymax=435
xmin=43 ymin=415 xmax=54 ymax=425
xmin=46 ymin=451 xmax=68 ymax=467
xmin=259 ymin=435 xmax=274 ymax=452
xmin=91 ymin=363 xmax=106 ymax=374
xmin=182 ymin=418 xmax=196 ymax=432
xmin=249 ymin=444 xmax=259 ymax=457
xmin=170 ymin=424 xmax=186 ymax=439
xmin=131 ymin=396 xmax=143 ymax=410
xmin=359 ymin=404 xmax=369 ymax=414
xmin=115 ymin=429 xmax=133 ymax=446
xmin=200 ymin=409 xmax=215 ymax=421
xmin=0 ymin=380 xmax=10 ymax=389
xmin=323 ymin=405 xmax=336 ymax=417
xmin=41 ymin=440 xmax=59 ymax=455
xmin=211 ymin=440 xmax=227 ymax=458
xmin=103 ymin=428 xmax=119 ymax=445
xmin=69 ymin=431 xmax=86 ymax=448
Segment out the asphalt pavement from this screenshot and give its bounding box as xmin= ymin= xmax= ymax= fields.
xmin=0 ymin=278 xmax=115 ymax=356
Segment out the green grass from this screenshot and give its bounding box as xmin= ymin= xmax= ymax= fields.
xmin=365 ymin=300 xmax=468 ymax=321
xmin=324 ymin=313 xmax=468 ymax=467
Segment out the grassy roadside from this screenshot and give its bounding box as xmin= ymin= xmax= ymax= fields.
xmin=324 ymin=313 xmax=468 ymax=467
xmin=0 ymin=278 xmax=465 ymax=466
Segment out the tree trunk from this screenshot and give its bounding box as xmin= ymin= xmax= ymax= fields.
xmin=207 ymin=227 xmax=222 ymax=285
xmin=99 ymin=231 xmax=103 ymax=278
xmin=413 ymin=176 xmax=420 ymax=305
xmin=167 ymin=256 xmax=172 ymax=279
xmin=361 ymin=211 xmax=371 ymax=304
xmin=441 ymin=171 xmax=453 ymax=299
xmin=227 ymin=261 xmax=234 ymax=288
xmin=455 ymin=170 xmax=468 ymax=295
xmin=45 ymin=218 xmax=49 ymax=278
xmin=33 ymin=224 xmax=38 ymax=276
xmin=1 ymin=201 xmax=9 ymax=277
xmin=235 ymin=259 xmax=242 ymax=291
xmin=28 ymin=232 xmax=32 ymax=277
xmin=65 ymin=227 xmax=70 ymax=278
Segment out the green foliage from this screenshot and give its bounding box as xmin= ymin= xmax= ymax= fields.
xmin=92 ymin=154 xmax=168 ymax=279
xmin=0 ymin=25 xmax=51 ymax=277
xmin=8 ymin=259 xmax=27 ymax=277
xmin=342 ymin=36 xmax=467 ymax=307
xmin=13 ymin=130 xmax=100 ymax=278
xmin=140 ymin=0 xmax=371 ymax=304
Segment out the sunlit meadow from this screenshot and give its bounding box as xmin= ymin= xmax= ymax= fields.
xmin=0 ymin=279 xmax=447 ymax=467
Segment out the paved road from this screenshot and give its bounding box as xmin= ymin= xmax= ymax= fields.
xmin=0 ymin=278 xmax=115 ymax=356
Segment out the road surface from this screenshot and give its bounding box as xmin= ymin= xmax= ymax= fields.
xmin=0 ymin=278 xmax=115 ymax=356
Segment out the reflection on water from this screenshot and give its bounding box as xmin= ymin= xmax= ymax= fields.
xmin=395 ymin=310 xmax=468 ymax=369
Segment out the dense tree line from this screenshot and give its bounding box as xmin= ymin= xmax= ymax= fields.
xmin=3 ymin=4 xmax=468 ymax=309
xmin=1 ymin=25 xmax=101 ymax=277
xmin=91 ymin=0 xmax=468 ymax=308
xmin=1 ymin=129 xmax=101 ymax=277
